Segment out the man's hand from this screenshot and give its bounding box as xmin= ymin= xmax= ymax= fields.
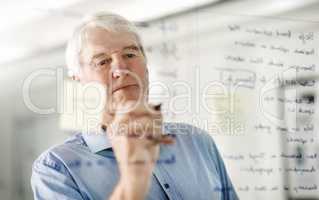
xmin=104 ymin=101 xmax=174 ymax=200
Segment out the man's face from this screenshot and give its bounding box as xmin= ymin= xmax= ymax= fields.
xmin=76 ymin=26 xmax=148 ymax=106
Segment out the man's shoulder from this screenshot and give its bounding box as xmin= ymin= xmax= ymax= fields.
xmin=32 ymin=132 xmax=89 ymax=171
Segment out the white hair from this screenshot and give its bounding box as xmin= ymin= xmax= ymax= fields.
xmin=65 ymin=11 xmax=145 ymax=77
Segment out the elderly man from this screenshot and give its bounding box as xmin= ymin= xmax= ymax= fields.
xmin=31 ymin=12 xmax=238 ymax=200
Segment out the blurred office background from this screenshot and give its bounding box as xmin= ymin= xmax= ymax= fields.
xmin=1 ymin=0 xmax=319 ymax=199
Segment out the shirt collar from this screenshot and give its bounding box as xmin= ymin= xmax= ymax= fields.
xmin=82 ymin=130 xmax=112 ymax=153
xmin=82 ymin=124 xmax=174 ymax=154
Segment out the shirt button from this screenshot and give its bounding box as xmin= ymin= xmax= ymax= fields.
xmin=164 ymin=183 xmax=170 ymax=189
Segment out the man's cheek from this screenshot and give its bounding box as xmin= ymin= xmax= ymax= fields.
xmin=133 ymin=69 xmax=147 ymax=82
xmin=94 ymin=73 xmax=108 ymax=85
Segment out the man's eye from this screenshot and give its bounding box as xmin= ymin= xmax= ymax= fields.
xmin=125 ymin=53 xmax=136 ymax=58
xmin=96 ymin=59 xmax=110 ymax=67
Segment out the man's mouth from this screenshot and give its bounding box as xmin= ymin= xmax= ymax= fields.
xmin=112 ymin=84 xmax=139 ymax=93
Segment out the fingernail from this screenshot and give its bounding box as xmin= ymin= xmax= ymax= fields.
xmin=101 ymin=124 xmax=107 ymax=132
xmin=153 ymin=103 xmax=162 ymax=111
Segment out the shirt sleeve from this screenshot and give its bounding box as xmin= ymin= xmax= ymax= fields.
xmin=31 ymin=151 xmax=86 ymax=200
xmin=193 ymin=125 xmax=239 ymax=200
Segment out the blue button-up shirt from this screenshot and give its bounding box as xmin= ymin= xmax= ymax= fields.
xmin=31 ymin=122 xmax=238 ymax=200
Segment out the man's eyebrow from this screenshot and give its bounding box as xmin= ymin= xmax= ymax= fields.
xmin=123 ymin=45 xmax=140 ymax=51
xmin=90 ymin=45 xmax=140 ymax=61
xmin=91 ymin=53 xmax=106 ymax=61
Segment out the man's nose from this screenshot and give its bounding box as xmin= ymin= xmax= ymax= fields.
xmin=111 ymin=54 xmax=128 ymax=79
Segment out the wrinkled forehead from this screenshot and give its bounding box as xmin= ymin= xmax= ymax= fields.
xmin=80 ymin=26 xmax=139 ymax=62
